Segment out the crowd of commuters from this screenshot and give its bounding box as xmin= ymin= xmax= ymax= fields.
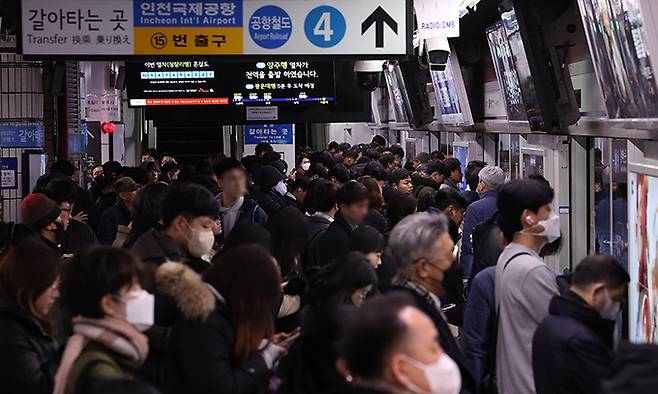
xmin=0 ymin=136 xmax=650 ymax=394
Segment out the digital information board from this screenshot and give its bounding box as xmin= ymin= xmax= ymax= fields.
xmin=126 ymin=60 xmax=335 ymax=107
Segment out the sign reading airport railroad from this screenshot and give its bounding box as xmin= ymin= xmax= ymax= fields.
xmin=21 ymin=0 xmax=412 ymax=56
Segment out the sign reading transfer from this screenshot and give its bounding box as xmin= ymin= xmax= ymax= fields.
xmin=21 ymin=0 xmax=412 ymax=56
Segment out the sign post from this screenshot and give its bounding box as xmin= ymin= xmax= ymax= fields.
xmin=21 ymin=0 xmax=413 ymax=56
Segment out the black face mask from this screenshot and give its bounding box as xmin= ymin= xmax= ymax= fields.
xmin=93 ymin=175 xmax=104 ymax=183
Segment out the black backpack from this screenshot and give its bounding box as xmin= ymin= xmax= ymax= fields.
xmin=470 ymin=212 xmax=504 ymax=284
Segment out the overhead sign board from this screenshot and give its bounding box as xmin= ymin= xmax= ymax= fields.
xmin=244 ymin=123 xmax=292 ymax=145
xmin=21 ymin=0 xmax=412 ymax=56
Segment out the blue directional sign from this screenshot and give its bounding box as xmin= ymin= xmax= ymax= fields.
xmin=1 ymin=157 xmax=18 ymax=190
xmin=0 ymin=124 xmax=45 ymax=148
xmin=304 ymin=6 xmax=346 ymax=48
xmin=244 ymin=124 xmax=293 ymax=145
xmin=248 ymin=5 xmax=293 ymax=49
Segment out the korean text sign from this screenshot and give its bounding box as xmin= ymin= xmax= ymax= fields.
xmin=21 ymin=0 xmax=411 ymax=56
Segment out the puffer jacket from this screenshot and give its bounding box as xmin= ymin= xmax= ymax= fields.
xmin=157 ymin=263 xmax=272 ymax=394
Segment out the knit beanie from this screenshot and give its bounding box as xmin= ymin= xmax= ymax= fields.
xmin=256 ymin=165 xmax=285 ymax=190
xmin=21 ymin=193 xmax=61 ymax=231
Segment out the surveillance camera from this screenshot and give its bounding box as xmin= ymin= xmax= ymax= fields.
xmin=425 ymin=37 xmax=451 ymax=71
xmin=354 ymin=60 xmax=385 ymax=91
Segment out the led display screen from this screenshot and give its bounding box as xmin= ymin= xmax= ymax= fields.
xmin=578 ymin=0 xmax=658 ymax=119
xmin=127 ymin=59 xmax=335 ymax=107
xmin=486 ymin=21 xmax=527 ymax=123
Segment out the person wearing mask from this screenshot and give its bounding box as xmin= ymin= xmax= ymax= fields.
xmin=255 ymin=142 xmax=274 ymax=157
xmin=284 ymin=176 xmax=310 ymax=213
xmin=411 ymin=152 xmax=430 ymax=171
xmin=97 ymin=177 xmax=140 ymax=245
xmin=215 ymin=159 xmax=268 ymax=240
xmin=431 ymin=189 xmax=468 ymax=326
xmin=131 ymin=182 xmax=219 ymax=275
xmin=162 ymin=245 xmax=287 ymax=394
xmin=54 ymin=247 xmax=152 ymax=394
xmin=432 ymin=189 xmax=467 ymax=244
xmin=460 ymin=166 xmax=505 ymax=279
xmin=388 ymin=169 xmax=413 ymax=197
xmin=463 ymin=161 xmax=487 ymax=207
xmin=122 ymin=183 xmax=168 ymax=249
xmin=0 ymin=242 xmax=62 ymax=394
xmin=44 ymin=177 xmax=98 ymax=254
xmin=296 ymin=154 xmax=311 ymax=177
xmin=88 ymin=165 xmax=105 ymax=202
xmin=20 ymin=193 xmax=65 ymax=252
xmin=274 ymin=252 xmax=378 ymax=394
xmin=347 ymin=226 xmax=385 ymax=269
xmin=338 ymin=293 xmax=462 ymax=394
xmin=412 ymin=161 xmax=448 ymax=202
xmin=254 ymin=165 xmax=289 ymax=217
xmin=388 ymin=212 xmax=476 ymax=394
xmin=317 ymin=181 xmax=369 ymax=267
xmin=495 ymin=179 xmax=560 ymax=394
xmin=533 ymin=254 xmax=629 ymax=394
xmin=440 ymin=158 xmax=463 ymax=192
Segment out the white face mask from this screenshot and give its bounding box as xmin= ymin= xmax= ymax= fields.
xmin=403 ymin=354 xmax=462 ymax=394
xmin=125 ymin=290 xmax=155 ymax=332
xmin=187 ymin=224 xmax=216 ymax=258
xmin=301 ymin=162 xmax=311 ymax=171
xmin=523 ymin=212 xmax=561 ymax=243
xmin=274 ymin=180 xmax=288 ymax=196
xmin=600 ymin=288 xmax=621 ymax=321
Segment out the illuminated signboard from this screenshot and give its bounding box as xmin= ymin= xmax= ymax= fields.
xmin=126 ymin=60 xmax=335 ymax=107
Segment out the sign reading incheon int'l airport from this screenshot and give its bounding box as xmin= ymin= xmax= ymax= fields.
xmin=21 ymin=0 xmax=413 ymax=56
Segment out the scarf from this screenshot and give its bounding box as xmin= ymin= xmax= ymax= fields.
xmin=391 ymin=274 xmax=448 ymax=321
xmin=53 ymin=316 xmax=149 ymax=394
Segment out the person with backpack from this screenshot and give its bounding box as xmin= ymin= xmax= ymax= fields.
xmin=460 ymin=166 xmax=505 ymax=279
xmin=214 ymin=158 xmax=268 ymax=241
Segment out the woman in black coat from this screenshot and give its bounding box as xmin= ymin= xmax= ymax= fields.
xmin=0 ymin=241 xmax=62 ymax=394
xmin=273 ymin=252 xmax=378 ymax=394
xmin=161 ymin=245 xmax=287 ymax=394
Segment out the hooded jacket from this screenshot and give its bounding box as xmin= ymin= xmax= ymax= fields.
xmin=532 ymin=291 xmax=615 ymax=394
xmin=156 ymin=263 xmax=271 ymax=394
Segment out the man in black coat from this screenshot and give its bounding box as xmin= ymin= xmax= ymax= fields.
xmin=316 ymin=181 xmax=369 ymax=267
xmin=387 ymin=211 xmax=476 ymax=394
xmin=97 ymin=177 xmax=139 ymax=244
xmin=533 ymin=254 xmax=630 ymax=394
xmin=253 ymin=165 xmax=289 ymax=217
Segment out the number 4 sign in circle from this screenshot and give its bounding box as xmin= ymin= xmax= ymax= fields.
xmin=304 ymin=6 xmax=346 ymax=48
